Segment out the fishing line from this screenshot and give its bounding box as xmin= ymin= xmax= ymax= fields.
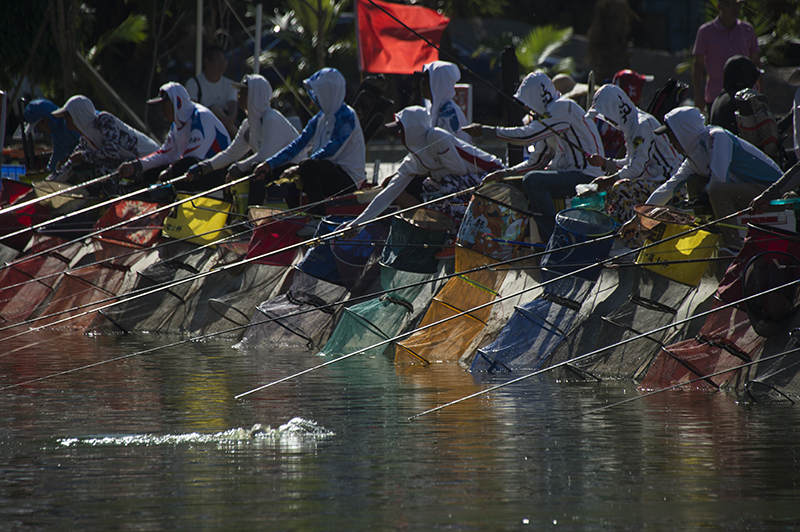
xmin=490 ymin=345 xmax=800 ymax=445
xmin=0 ymin=178 xmax=359 ymax=297
xmin=0 ymin=185 xmax=483 ymax=341
xmin=0 ymin=171 xmax=121 ymax=217
xmin=407 ymin=274 xmax=800 ymax=420
xmin=363 ymin=0 xmax=594 ymax=158
xmin=0 ymin=175 xmax=187 ymax=245
xmin=235 ymin=208 xmax=751 ymax=398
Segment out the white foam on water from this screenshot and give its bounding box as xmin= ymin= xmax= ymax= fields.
xmin=57 ymin=417 xmax=334 ymax=450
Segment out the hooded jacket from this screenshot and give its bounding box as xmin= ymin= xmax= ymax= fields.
xmin=205 ymin=75 xmax=301 ymax=173
xmin=140 ymin=82 xmax=231 ymax=171
xmin=24 ymin=99 xmax=81 ymax=171
xmin=587 ymin=84 xmax=682 ymax=181
xmin=422 ymin=61 xmax=471 ymax=143
xmin=263 ymin=68 xmax=366 ymax=186
xmin=349 ymin=105 xmax=504 ymax=226
xmin=481 ymin=71 xmax=604 ymax=177
xmin=709 ymin=55 xmax=762 ymax=134
xmin=647 ymin=106 xmax=781 ymax=205
xmin=50 ymin=95 xmax=159 ymax=180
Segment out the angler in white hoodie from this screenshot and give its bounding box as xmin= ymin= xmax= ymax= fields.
xmin=633 ymin=106 xmax=782 ymax=249
xmin=187 ymin=74 xmax=301 ymax=205
xmin=585 ymin=84 xmax=683 ymax=225
xmin=465 ymin=70 xmax=604 ymax=241
xmin=119 ymin=82 xmax=231 ymax=190
xmin=50 ymin=95 xmax=158 ymax=185
xmin=348 ymin=105 xmax=504 ymax=228
xmin=420 ymin=61 xmax=471 ymax=143
xmin=254 ymin=68 xmax=365 ymax=215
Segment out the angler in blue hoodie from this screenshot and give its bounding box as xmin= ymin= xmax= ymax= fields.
xmin=23 ymin=99 xmax=81 ymax=172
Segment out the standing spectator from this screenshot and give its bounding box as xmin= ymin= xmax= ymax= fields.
xmin=709 ymin=55 xmax=762 ymax=135
xmin=23 ymin=98 xmax=81 ymax=173
xmin=185 ymin=45 xmax=238 ymax=138
xmin=692 ymin=0 xmax=759 ymax=114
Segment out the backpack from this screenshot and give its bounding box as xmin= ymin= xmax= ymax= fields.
xmin=646 ymin=78 xmax=689 ymax=124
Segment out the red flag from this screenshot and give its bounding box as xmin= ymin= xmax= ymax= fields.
xmin=356 ymin=0 xmax=450 ymax=75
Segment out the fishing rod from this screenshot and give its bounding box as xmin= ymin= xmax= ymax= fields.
xmin=0 ymin=204 xmax=751 ymax=386
xmin=0 ymin=171 xmax=121 ymax=218
xmin=0 ymin=172 xmax=260 ymax=274
xmin=493 ymin=344 xmax=800 ymax=445
xmin=235 ymin=207 xmax=758 ymax=398
xmin=0 ymin=179 xmax=359 ymax=299
xmin=407 ymin=274 xmax=800 ymax=420
xmin=0 ymin=184 xmax=487 ymax=340
xmin=363 ymin=0 xmax=594 ymax=158
xmin=0 ymin=175 xmax=187 ymax=245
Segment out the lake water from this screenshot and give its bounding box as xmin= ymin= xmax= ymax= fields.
xmin=2 ymin=329 xmax=800 ymax=530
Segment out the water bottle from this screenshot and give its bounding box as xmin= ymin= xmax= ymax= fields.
xmin=571 ymin=184 xmax=606 ymax=212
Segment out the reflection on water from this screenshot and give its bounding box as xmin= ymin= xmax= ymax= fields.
xmin=2 ymin=331 xmax=800 ymax=529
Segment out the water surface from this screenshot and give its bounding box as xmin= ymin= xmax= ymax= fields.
xmin=2 ymin=330 xmax=800 ymax=530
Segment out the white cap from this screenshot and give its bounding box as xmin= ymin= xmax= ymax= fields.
xmin=24 ymin=119 xmax=41 ymax=137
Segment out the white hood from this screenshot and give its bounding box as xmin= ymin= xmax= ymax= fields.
xmin=244 ymin=74 xmax=272 ymax=146
xmin=664 ymin=106 xmax=707 ymax=158
xmin=587 ymin=84 xmax=638 ymax=135
xmin=159 ymin=82 xmax=195 ymax=127
xmin=304 ymin=68 xmax=346 ymax=116
xmin=423 ymin=61 xmax=460 ymax=120
xmin=60 ymin=95 xmax=102 ymax=150
xmin=396 ymin=105 xmax=432 ymax=153
xmin=515 ymin=70 xmax=558 ymax=116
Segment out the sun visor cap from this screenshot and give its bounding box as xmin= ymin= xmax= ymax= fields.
xmin=146 ymin=90 xmax=170 ymax=105
xmin=24 ymin=119 xmax=41 ymax=136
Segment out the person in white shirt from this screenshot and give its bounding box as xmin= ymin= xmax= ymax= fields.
xmin=348 ymin=105 xmax=504 ymax=228
xmin=187 ymin=74 xmax=301 ymax=205
xmin=185 ymin=45 xmax=238 ymax=138
xmin=584 ymin=84 xmax=683 ymax=225
xmin=464 ymin=70 xmax=604 ymax=241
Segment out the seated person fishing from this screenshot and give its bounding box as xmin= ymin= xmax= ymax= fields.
xmin=48 ymin=96 xmax=159 ymax=192
xmin=253 ymin=67 xmax=365 ymax=216
xmin=24 ymin=99 xmax=81 ymax=173
xmin=464 ymin=70 xmax=604 ymax=242
xmin=118 ymin=82 xmax=231 ymax=191
xmin=346 ymin=105 xmax=504 ymax=231
xmin=621 ymin=106 xmax=782 ymax=253
xmin=419 ymin=60 xmax=472 ymax=143
xmin=186 ymin=74 xmax=302 ymax=206
xmin=584 ymin=84 xmax=683 ymax=231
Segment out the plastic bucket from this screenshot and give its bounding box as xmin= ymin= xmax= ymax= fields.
xmin=542 ymin=208 xmax=616 ymax=282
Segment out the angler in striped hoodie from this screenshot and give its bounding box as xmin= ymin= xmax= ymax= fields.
xmin=464 ymin=70 xmax=604 ymax=241
xmin=585 ymin=83 xmax=683 ymax=226
xmin=348 ymin=105 xmax=504 ymax=227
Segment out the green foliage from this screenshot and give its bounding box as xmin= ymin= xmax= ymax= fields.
xmin=86 ymin=14 xmax=150 ymax=64
xmin=516 ymin=25 xmax=574 ymax=74
xmin=433 ymin=0 xmax=507 ymax=19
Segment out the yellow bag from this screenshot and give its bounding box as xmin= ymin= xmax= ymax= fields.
xmin=164 ymin=194 xmax=232 ymax=245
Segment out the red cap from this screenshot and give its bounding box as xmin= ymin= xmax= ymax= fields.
xmin=612 ymin=69 xmax=654 ymax=106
